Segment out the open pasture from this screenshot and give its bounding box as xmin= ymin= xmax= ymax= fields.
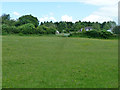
xmin=2 ymin=35 xmax=118 ymax=88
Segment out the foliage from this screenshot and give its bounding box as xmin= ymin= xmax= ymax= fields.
xmin=69 ymin=32 xmax=86 ymax=37
xmin=69 ymin=30 xmax=114 ymax=39
xmin=17 ymin=23 xmax=36 ymax=34
xmin=82 ymin=28 xmax=86 ymax=32
xmin=112 ymin=26 xmax=120 ymax=34
xmin=36 ymin=25 xmax=47 ymax=34
xmin=93 ymin=23 xmax=100 ymax=30
xmin=1 ymin=14 xmax=10 ymax=21
xmin=42 ymin=21 xmax=56 ymax=28
xmin=57 ymin=22 xmax=68 ymax=33
xmin=85 ymin=30 xmax=113 ymax=39
xmin=73 ymin=22 xmax=83 ymax=32
xmin=46 ymin=27 xmax=56 ymax=34
xmin=1 ymin=14 xmax=16 ymax=26
xmin=36 ymin=25 xmax=56 ymax=34
xmin=2 ymin=24 xmax=19 ymax=34
xmin=19 ymin=33 xmax=24 ymax=36
xmin=66 ymin=22 xmax=74 ymax=32
xmin=0 ymin=13 xmax=117 ymax=37
xmin=101 ymin=21 xmax=116 ymax=30
xmin=15 ymin=15 xmax=39 ymax=27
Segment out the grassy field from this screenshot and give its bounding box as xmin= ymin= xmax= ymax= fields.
xmin=2 ymin=35 xmax=118 ymax=88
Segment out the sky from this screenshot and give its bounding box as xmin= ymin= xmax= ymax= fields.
xmin=1 ymin=0 xmax=119 ymax=24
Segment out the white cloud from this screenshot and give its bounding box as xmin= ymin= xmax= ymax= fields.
xmin=82 ymin=15 xmax=113 ymax=23
xmin=61 ymin=15 xmax=73 ymax=22
xmin=49 ymin=12 xmax=54 ymax=16
xmin=39 ymin=16 xmax=56 ymax=22
xmin=93 ymin=6 xmax=118 ymax=17
xmin=13 ymin=12 xmax=20 ymax=16
xmin=79 ymin=0 xmax=119 ymax=6
xmin=49 ymin=17 xmax=56 ymax=21
xmin=82 ymin=4 xmax=118 ymax=23
xmin=4 ymin=0 xmax=119 ymax=23
xmin=81 ymin=0 xmax=119 ymax=23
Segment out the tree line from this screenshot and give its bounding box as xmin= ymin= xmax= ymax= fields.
xmin=0 ymin=14 xmax=119 ymax=36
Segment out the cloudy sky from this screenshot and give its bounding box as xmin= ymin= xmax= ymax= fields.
xmin=1 ymin=0 xmax=119 ymax=23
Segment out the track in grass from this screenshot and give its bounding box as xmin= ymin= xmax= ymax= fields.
xmin=2 ymin=35 xmax=118 ymax=88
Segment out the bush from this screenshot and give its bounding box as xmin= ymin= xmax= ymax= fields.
xmin=36 ymin=25 xmax=56 ymax=34
xmin=69 ymin=30 xmax=114 ymax=39
xmin=85 ymin=30 xmax=100 ymax=38
xmin=2 ymin=24 xmax=19 ymax=34
xmin=69 ymin=32 xmax=87 ymax=37
xmin=2 ymin=31 xmax=8 ymax=35
xmin=17 ymin=23 xmax=36 ymax=34
xmin=46 ymin=27 xmax=56 ymax=34
xmin=85 ymin=30 xmax=113 ymax=39
xmin=99 ymin=30 xmax=113 ymax=39
xmin=19 ymin=33 xmax=24 ymax=36
xmin=36 ymin=25 xmax=47 ymax=34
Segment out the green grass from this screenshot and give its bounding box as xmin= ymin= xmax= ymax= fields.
xmin=2 ymin=35 xmax=118 ymax=88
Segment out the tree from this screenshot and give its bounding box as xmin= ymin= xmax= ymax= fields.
xmin=15 ymin=15 xmax=39 ymax=27
xmin=93 ymin=22 xmax=100 ymax=30
xmin=43 ymin=21 xmax=56 ymax=28
xmin=46 ymin=27 xmax=56 ymax=34
xmin=41 ymin=22 xmax=43 ymax=25
xmin=112 ymin=26 xmax=120 ymax=34
xmin=17 ymin=23 xmax=36 ymax=34
xmin=103 ymin=23 xmax=110 ymax=30
xmin=1 ymin=14 xmax=10 ymax=21
xmin=57 ymin=22 xmax=67 ymax=33
xmin=101 ymin=21 xmax=116 ymax=30
xmin=36 ymin=25 xmax=56 ymax=34
xmin=73 ymin=22 xmax=83 ymax=32
xmin=101 ymin=22 xmax=106 ymax=29
xmin=0 ymin=14 xmax=16 ymax=26
xmin=109 ymin=21 xmax=116 ymax=28
xmin=66 ymin=22 xmax=74 ymax=32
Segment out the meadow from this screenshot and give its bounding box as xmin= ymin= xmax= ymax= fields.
xmin=2 ymin=35 xmax=118 ymax=88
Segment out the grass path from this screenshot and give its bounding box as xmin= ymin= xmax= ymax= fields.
xmin=2 ymin=35 xmax=118 ymax=88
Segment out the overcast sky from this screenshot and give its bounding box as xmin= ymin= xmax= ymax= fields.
xmin=1 ymin=0 xmax=119 ymax=23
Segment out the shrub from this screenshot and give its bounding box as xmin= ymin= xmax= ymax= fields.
xmin=36 ymin=25 xmax=47 ymax=34
xmin=85 ymin=30 xmax=113 ymax=39
xmin=17 ymin=23 xmax=36 ymax=34
xmin=36 ymin=25 xmax=56 ymax=34
xmin=46 ymin=27 xmax=56 ymax=34
xmin=2 ymin=24 xmax=18 ymax=34
xmin=99 ymin=30 xmax=113 ymax=39
xmin=69 ymin=30 xmax=114 ymax=39
xmin=69 ymin=32 xmax=87 ymax=37
xmin=82 ymin=28 xmax=86 ymax=32
xmin=2 ymin=30 xmax=8 ymax=35
xmin=19 ymin=33 xmax=24 ymax=36
xmin=85 ymin=30 xmax=100 ymax=38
